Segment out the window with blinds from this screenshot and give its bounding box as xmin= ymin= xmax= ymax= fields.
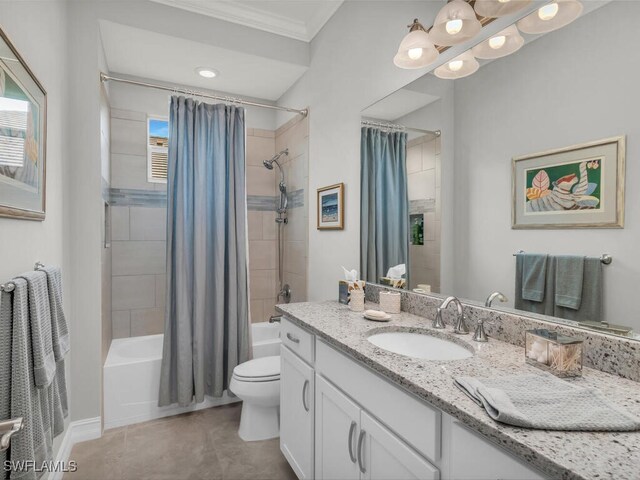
xmin=147 ymin=117 xmax=168 ymax=183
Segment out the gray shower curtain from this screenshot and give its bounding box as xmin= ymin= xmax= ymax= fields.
xmin=159 ymin=96 xmax=251 ymax=407
xmin=360 ymin=127 xmax=410 ymax=285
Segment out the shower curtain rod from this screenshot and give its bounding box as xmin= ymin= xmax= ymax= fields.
xmin=361 ymin=120 xmax=441 ymax=137
xmin=100 ymin=73 xmax=308 ymax=117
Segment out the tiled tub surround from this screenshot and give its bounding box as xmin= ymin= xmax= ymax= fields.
xmin=248 ymin=119 xmax=308 ymax=320
xmin=365 ymin=283 xmax=640 ymax=383
xmin=109 ymin=107 xmax=308 ymax=334
xmin=276 ymin=115 xmax=309 ymax=304
xmin=110 ymin=108 xmax=170 ymax=338
xmin=276 ymin=301 xmax=640 ymax=480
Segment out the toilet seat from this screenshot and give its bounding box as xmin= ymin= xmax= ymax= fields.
xmin=233 ymin=355 xmax=280 ymax=383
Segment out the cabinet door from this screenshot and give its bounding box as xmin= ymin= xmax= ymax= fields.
xmin=448 ymin=420 xmax=547 ymax=480
xmin=360 ymin=411 xmax=439 ymax=480
xmin=315 ymin=375 xmax=361 ymax=480
xmin=280 ymin=346 xmax=315 ymax=480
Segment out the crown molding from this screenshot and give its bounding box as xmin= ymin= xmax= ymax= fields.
xmin=151 ymin=0 xmax=343 ymax=42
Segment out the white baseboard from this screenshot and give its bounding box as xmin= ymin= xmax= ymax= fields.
xmin=50 ymin=416 xmax=101 ymax=480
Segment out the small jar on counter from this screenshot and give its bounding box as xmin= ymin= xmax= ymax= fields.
xmin=525 ymin=329 xmax=583 ymax=378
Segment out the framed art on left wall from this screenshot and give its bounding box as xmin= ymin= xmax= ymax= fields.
xmin=0 ymin=27 xmax=47 ymax=220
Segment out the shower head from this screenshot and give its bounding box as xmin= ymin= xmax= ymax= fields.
xmin=262 ymin=149 xmax=289 ymax=170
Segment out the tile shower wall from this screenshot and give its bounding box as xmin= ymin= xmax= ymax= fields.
xmin=109 ymin=109 xmax=299 ymax=332
xmin=276 ymin=116 xmax=309 ymax=304
xmin=407 ymin=134 xmax=441 ymax=293
xmin=110 ymin=108 xmax=167 ymax=339
xmin=247 ymin=128 xmax=279 ymax=323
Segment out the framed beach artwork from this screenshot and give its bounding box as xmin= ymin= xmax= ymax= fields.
xmin=512 ymin=136 xmax=625 ymax=229
xmin=317 ymin=183 xmax=344 ymax=230
xmin=0 ymin=27 xmax=47 ymax=220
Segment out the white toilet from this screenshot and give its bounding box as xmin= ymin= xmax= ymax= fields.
xmin=229 ymin=355 xmax=281 ymax=441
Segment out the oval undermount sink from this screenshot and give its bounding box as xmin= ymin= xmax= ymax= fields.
xmin=368 ymin=331 xmax=473 ymax=361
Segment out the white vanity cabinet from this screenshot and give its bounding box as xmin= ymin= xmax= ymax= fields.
xmin=315 ymin=375 xmax=361 ymax=480
xmin=443 ymin=419 xmax=547 ymax=480
xmin=280 ymin=316 xmax=549 ymax=480
xmin=315 ymin=375 xmax=438 ymax=480
xmin=280 ymin=320 xmax=315 ymax=480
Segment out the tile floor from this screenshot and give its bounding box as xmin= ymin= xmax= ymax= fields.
xmin=67 ymin=404 xmax=296 ymax=480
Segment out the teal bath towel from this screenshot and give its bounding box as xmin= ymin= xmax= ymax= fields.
xmin=555 ymin=255 xmax=585 ymax=310
xmin=522 ymin=253 xmax=548 ymax=302
xmin=555 ymin=257 xmax=603 ymax=323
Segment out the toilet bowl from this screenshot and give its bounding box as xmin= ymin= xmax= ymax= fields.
xmin=229 ymin=355 xmax=280 ymax=441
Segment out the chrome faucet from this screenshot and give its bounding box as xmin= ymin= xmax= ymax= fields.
xmin=485 ymin=291 xmax=508 ymax=307
xmin=472 ymin=318 xmax=489 ymax=342
xmin=433 ymin=296 xmax=469 ymax=334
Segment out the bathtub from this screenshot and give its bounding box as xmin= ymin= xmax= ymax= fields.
xmin=104 ymin=322 xmax=281 ymax=430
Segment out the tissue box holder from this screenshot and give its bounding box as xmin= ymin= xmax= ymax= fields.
xmin=379 ymin=277 xmax=406 ymax=289
xmin=339 ymin=280 xmax=366 ymax=305
xmin=525 ymin=329 xmax=583 ymax=378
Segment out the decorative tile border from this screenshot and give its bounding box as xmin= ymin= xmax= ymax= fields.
xmin=365 ymin=283 xmax=640 ymax=383
xmin=247 ymin=195 xmax=276 ymax=211
xmin=109 ymin=188 xmax=167 ymax=207
xmin=409 ymin=199 xmax=435 ymax=213
xmin=107 ymin=188 xmax=305 ymax=211
xmin=287 ymin=189 xmax=304 ymax=209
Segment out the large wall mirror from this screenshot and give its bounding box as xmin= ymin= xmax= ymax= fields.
xmin=360 ymin=0 xmax=640 ymax=340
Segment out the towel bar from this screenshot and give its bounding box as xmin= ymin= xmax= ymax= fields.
xmin=1 ymin=261 xmax=46 ymax=292
xmin=513 ymin=251 xmax=612 ymax=265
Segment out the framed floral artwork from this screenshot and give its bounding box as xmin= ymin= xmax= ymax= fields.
xmin=512 ymin=136 xmax=625 ymax=229
xmin=0 ymin=27 xmax=47 ymax=220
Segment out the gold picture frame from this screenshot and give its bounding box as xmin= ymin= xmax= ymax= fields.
xmin=0 ymin=27 xmax=47 ymax=221
xmin=512 ymin=136 xmax=625 ymax=229
xmin=317 ymin=183 xmax=344 ymax=230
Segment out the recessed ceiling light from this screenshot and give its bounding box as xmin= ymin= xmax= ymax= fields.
xmin=195 ymin=67 xmax=218 ymax=79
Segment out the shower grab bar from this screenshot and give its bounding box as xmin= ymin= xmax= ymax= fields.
xmin=1 ymin=261 xmax=47 ymax=292
xmin=513 ymin=251 xmax=612 ymax=265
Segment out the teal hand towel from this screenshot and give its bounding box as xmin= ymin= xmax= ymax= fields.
xmin=522 ymin=254 xmax=548 ymax=302
xmin=555 ymin=257 xmax=603 ymax=323
xmin=555 ymin=255 xmax=585 ymax=310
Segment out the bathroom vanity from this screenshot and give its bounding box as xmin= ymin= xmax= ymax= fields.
xmin=277 ymin=301 xmax=640 ymax=480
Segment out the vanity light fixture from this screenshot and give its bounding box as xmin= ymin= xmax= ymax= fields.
xmin=474 ymin=0 xmax=532 ymax=18
xmin=393 ymin=19 xmax=439 ymax=69
xmin=429 ymin=0 xmax=482 ymax=47
xmin=517 ymin=0 xmax=583 ymax=34
xmin=472 ymin=24 xmax=524 ymax=59
xmin=434 ymin=50 xmax=479 ymax=79
xmin=195 ymin=67 xmax=218 ymax=78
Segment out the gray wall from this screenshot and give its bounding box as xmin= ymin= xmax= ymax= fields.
xmin=453 ymin=1 xmax=640 ymax=325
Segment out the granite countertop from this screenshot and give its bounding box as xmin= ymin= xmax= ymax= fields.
xmin=276 ymin=301 xmax=640 ymax=480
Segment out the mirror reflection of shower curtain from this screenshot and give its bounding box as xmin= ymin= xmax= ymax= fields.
xmin=360 ymin=127 xmax=409 ymax=286
xmin=159 ymin=96 xmax=251 ymax=407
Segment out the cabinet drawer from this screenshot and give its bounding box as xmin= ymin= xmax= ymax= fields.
xmin=282 ymin=317 xmax=315 ymax=365
xmin=316 ymin=340 xmax=441 ymax=464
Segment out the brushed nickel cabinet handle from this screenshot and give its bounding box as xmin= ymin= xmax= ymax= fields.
xmin=286 ymin=332 xmax=300 ymax=344
xmin=357 ymin=429 xmax=366 ymax=474
xmin=348 ymin=421 xmax=357 ymax=463
xmin=302 ymin=379 xmax=310 ymax=412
